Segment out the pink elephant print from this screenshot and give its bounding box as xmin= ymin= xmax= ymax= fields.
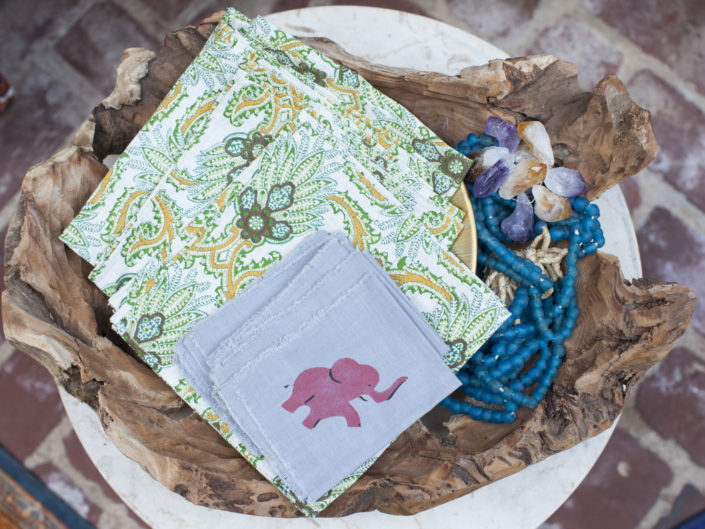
xmin=281 ymin=357 xmax=408 ymax=429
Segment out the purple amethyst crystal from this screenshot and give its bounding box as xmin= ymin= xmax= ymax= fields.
xmin=484 ymin=116 xmax=520 ymax=153
xmin=501 ymin=192 xmax=534 ymax=243
xmin=544 ymin=167 xmax=588 ymax=198
xmin=473 ymin=159 xmax=511 ymax=198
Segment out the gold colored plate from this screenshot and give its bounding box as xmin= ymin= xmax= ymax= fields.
xmin=449 ymin=183 xmax=478 ymax=274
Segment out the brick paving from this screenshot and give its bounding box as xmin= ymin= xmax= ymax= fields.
xmin=0 ymin=0 xmax=703 ymax=528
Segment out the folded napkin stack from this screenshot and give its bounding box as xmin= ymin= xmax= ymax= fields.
xmin=176 ymin=230 xmax=462 ymax=503
xmin=60 ymin=7 xmax=509 ymax=515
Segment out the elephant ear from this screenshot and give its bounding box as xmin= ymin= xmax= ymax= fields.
xmin=329 ymin=358 xmax=359 ymax=384
xmin=330 ymin=357 xmax=378 ymax=388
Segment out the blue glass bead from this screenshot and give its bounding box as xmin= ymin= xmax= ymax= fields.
xmin=539 ymin=330 xmax=553 ymax=343
xmin=517 ymin=323 xmax=534 ymax=337
xmin=583 ymin=218 xmax=599 ymax=231
xmin=586 ymin=203 xmax=600 ymax=217
xmin=557 ymin=294 xmax=572 ymax=312
xmin=563 ymin=277 xmax=576 ymax=292
xmin=584 ymin=242 xmax=599 ymax=255
xmin=549 ymin=227 xmax=568 ymax=241
xmin=551 ymin=304 xmax=565 ymax=318
xmin=470 ymin=353 xmax=485 ymax=366
xmin=503 ymin=328 xmax=518 ymax=341
xmin=526 ymin=269 xmax=540 ymax=284
xmin=497 ymin=318 xmax=515 ymax=334
xmin=477 ymin=133 xmax=499 ymax=148
xmin=572 ymin=196 xmax=589 ymax=212
xmin=493 ymin=341 xmax=508 ymax=355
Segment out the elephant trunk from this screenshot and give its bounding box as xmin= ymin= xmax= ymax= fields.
xmin=367 ymin=376 xmax=408 ymax=402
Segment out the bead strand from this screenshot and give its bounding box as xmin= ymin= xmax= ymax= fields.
xmin=440 ymin=152 xmax=605 ymax=423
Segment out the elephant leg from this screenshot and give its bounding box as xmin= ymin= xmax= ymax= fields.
xmin=300 ymin=402 xmax=361 ymax=428
xmin=282 ymin=391 xmax=315 ymax=413
xmin=341 ymin=402 xmax=361 ymax=427
xmin=302 ymin=408 xmax=322 ymax=429
xmin=282 ymin=394 xmax=303 ymax=413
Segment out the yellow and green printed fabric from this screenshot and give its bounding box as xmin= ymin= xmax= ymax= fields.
xmin=59 ymin=10 xmax=253 ymax=266
xmin=59 ymin=8 xmax=468 ymax=273
xmin=107 ymin=117 xmax=508 ymax=516
xmin=100 ymin=105 xmax=463 ymax=312
xmin=89 ymin=50 xmax=465 ymax=297
xmin=238 ymin=12 xmax=471 ymax=198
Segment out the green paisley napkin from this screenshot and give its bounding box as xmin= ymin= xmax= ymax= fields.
xmin=104 ymin=110 xmax=473 ymax=327
xmin=89 ymin=64 xmax=464 ymax=298
xmin=110 ymin=110 xmax=506 ymax=359
xmin=60 ymin=8 xmax=468 ymax=275
xmin=239 ymin=13 xmax=471 ymax=197
xmin=59 ymin=10 xmax=253 ymax=266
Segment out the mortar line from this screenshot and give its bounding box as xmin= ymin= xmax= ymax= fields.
xmin=619 ymin=405 xmax=705 ymax=496
xmin=628 ymin=169 xmax=705 ymax=238
xmin=620 ymin=407 xmax=705 ymax=528
xmin=569 ymin=7 xmax=705 ymax=111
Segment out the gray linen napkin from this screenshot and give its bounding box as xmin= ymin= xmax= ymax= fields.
xmin=174 ymin=230 xmax=334 ymax=454
xmin=175 ymin=230 xmax=334 ymax=398
xmin=206 ymin=232 xmax=451 ymax=379
xmin=217 ymin=269 xmax=460 ymax=503
xmin=209 ymin=246 xmax=373 ymax=387
xmin=174 ymin=230 xmax=460 ymax=502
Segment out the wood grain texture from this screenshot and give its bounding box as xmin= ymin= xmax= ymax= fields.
xmin=1 ymin=12 xmax=692 ymax=517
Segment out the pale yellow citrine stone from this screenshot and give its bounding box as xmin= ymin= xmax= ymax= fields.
xmin=517 ymin=121 xmax=555 ymax=166
xmin=498 ymin=157 xmax=547 ymax=199
xmin=532 ymin=185 xmax=572 ymax=222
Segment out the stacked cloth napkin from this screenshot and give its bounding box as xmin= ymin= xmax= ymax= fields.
xmin=60 ymin=8 xmax=510 ymax=516
xmin=176 ymin=230 xmax=463 ymax=503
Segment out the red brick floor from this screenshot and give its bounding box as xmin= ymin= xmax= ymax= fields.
xmin=0 ymin=1 xmax=703 ymax=528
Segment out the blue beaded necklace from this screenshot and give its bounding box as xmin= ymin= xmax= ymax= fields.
xmin=440 ymin=133 xmax=605 ymax=423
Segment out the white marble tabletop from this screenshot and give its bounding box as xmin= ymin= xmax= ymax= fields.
xmin=59 ymin=6 xmax=642 ymax=529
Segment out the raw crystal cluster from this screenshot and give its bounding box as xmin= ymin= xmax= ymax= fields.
xmin=471 ymin=117 xmax=588 ymax=242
